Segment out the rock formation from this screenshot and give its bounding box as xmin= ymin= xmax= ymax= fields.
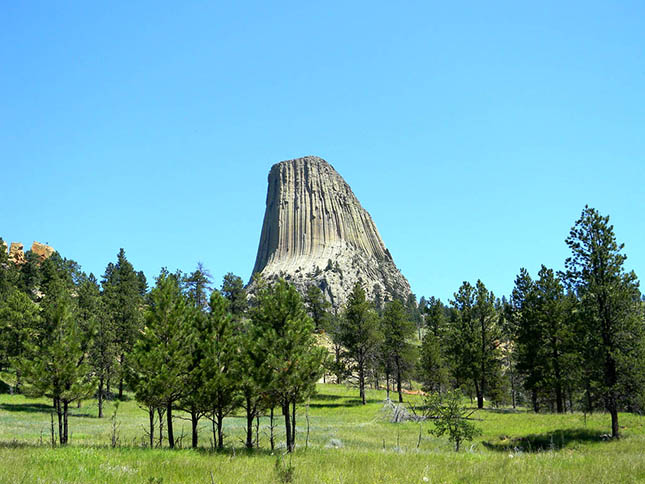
xmin=31 ymin=241 xmax=55 ymax=260
xmin=8 ymin=242 xmax=25 ymax=265
xmin=251 ymin=156 xmax=411 ymax=310
xmin=4 ymin=240 xmax=55 ymax=264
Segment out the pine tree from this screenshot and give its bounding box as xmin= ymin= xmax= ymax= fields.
xmin=130 ymin=271 xmax=194 ymax=448
xmin=20 ymin=285 xmax=94 ymax=445
xmin=304 ymin=284 xmax=331 ymax=331
xmin=509 ymin=268 xmax=543 ymax=411
xmin=183 ymin=263 xmax=212 ymax=310
xmin=448 ymin=280 xmax=502 ymax=409
xmin=200 ymin=292 xmax=242 ymax=449
xmin=78 ymin=274 xmax=115 ymax=418
xmin=418 ymin=330 xmax=448 ymax=393
xmin=0 ymin=290 xmax=40 ymax=388
xmin=221 ymin=272 xmax=248 ymax=318
xmin=381 ymin=299 xmax=416 ymax=402
xmin=101 ymin=249 xmax=145 ymax=400
xmin=251 ymin=278 xmax=326 ymax=452
xmin=0 ymin=238 xmax=19 ymax=301
xmin=338 ymin=283 xmax=382 ymax=405
xmin=564 ymin=206 xmax=643 ymax=438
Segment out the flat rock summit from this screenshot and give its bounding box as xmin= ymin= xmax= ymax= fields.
xmin=252 ymin=156 xmax=411 ymax=310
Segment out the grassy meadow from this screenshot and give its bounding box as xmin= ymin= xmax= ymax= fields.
xmin=1 ymin=384 xmax=645 ymax=483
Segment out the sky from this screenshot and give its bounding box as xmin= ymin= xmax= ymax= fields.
xmin=1 ymin=1 xmax=644 ymax=302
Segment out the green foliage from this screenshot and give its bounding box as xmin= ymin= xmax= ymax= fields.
xmin=304 ymin=284 xmax=331 ymax=331
xmin=0 ymin=290 xmax=40 ymax=382
xmin=129 ymin=271 xmax=195 ymax=447
xmin=564 ymin=206 xmax=644 ymax=437
xmin=102 ymin=249 xmax=145 ymax=399
xmin=338 ymin=283 xmax=382 ymax=404
xmin=448 ymin=280 xmax=502 ymax=408
xmin=251 ymin=278 xmax=326 ymax=451
xmin=182 ymin=263 xmax=212 ymax=309
xmin=509 ymin=266 xmax=577 ymax=413
xmin=418 ymin=331 xmax=448 ymax=393
xmin=19 ymin=285 xmax=94 ymax=444
xmin=425 ymin=390 xmax=482 ymax=451
xmin=199 ymin=291 xmax=242 ymax=448
xmin=380 ymin=299 xmax=416 ymax=402
xmin=0 ymin=238 xmax=19 ymax=300
xmin=220 ymin=272 xmax=247 ymax=317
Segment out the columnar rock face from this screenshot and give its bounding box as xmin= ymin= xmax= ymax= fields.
xmin=252 ymin=156 xmax=411 ymax=310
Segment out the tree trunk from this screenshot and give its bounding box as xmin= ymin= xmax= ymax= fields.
xmin=474 ymin=379 xmax=483 ymax=409
xmin=531 ymin=388 xmax=539 ymax=413
xmin=396 ymin=360 xmax=403 ymax=403
xmin=291 ymin=400 xmax=296 ymax=451
xmin=98 ymin=377 xmax=104 ymax=418
xmin=385 ymin=370 xmax=391 ymax=400
xmin=148 ymin=407 xmax=155 ymax=448
xmin=552 ymin=342 xmax=564 ymax=413
xmin=269 ymin=407 xmax=275 ymax=450
xmin=283 ymin=403 xmax=292 ymax=452
xmin=55 ymin=398 xmax=63 ymax=445
xmin=211 ymin=415 xmax=217 ymax=449
xmin=15 ymin=368 xmax=21 ymax=393
xmin=63 ymin=400 xmax=69 ymax=445
xmin=217 ymin=408 xmax=224 ymax=449
xmin=245 ymin=396 xmax=254 ymax=449
xmin=359 ymin=363 xmax=366 ymax=405
xmin=157 ymin=407 xmax=164 ymax=447
xmin=191 ymin=410 xmax=199 ymax=449
xmin=166 ymin=402 xmax=174 ymax=449
xmin=610 ymin=405 xmax=619 ymax=439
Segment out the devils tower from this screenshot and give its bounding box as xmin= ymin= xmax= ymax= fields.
xmin=252 ymin=156 xmax=411 ymax=310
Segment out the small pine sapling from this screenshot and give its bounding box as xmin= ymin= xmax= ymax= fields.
xmin=426 ymin=390 xmax=481 ymax=451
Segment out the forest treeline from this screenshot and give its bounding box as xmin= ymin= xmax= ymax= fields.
xmin=0 ymin=206 xmax=643 ymax=449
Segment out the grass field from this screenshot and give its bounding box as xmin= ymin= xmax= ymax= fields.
xmin=1 ymin=384 xmax=645 ymax=483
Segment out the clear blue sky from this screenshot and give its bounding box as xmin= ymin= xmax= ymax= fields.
xmin=2 ymin=1 xmax=644 ymax=302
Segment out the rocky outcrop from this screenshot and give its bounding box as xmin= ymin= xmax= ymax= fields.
xmin=31 ymin=241 xmax=55 ymax=260
xmin=251 ymin=156 xmax=411 ymax=310
xmin=4 ymin=240 xmax=55 ymax=264
xmin=8 ymin=242 xmax=25 ymax=265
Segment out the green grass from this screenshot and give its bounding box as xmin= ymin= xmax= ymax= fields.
xmin=1 ymin=385 xmax=645 ymax=483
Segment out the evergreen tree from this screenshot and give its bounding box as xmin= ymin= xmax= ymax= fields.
xmin=17 ymin=250 xmax=43 ymax=300
xmin=183 ymin=263 xmax=212 ymax=309
xmin=424 ymin=296 xmax=447 ymax=338
xmin=200 ymin=292 xmax=242 ymax=449
xmin=509 ymin=268 xmax=544 ymax=412
xmin=0 ymin=238 xmax=19 ymax=301
xmin=78 ymin=274 xmax=115 ymax=418
xmin=251 ymin=278 xmax=326 ymax=452
xmin=534 ymin=266 xmax=576 ymax=413
xmin=304 ymin=284 xmax=331 ymax=331
xmin=0 ymin=290 xmax=40 ymax=387
xmin=564 ymin=206 xmax=644 ymax=438
xmin=405 ymin=293 xmax=424 ymax=340
xmin=338 ymin=283 xmax=382 ymax=405
xmin=20 ymin=286 xmax=94 ymax=445
xmin=381 ymin=299 xmax=416 ymax=402
xmin=322 ymin=311 xmax=349 ymax=384
xmin=221 ymin=272 xmax=247 ymax=318
xmin=418 ymin=330 xmax=448 ymax=393
xmin=130 ymin=271 xmax=194 ymax=448
xmin=101 ymin=249 xmax=145 ymax=399
xmin=448 ymin=280 xmax=502 ymax=409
